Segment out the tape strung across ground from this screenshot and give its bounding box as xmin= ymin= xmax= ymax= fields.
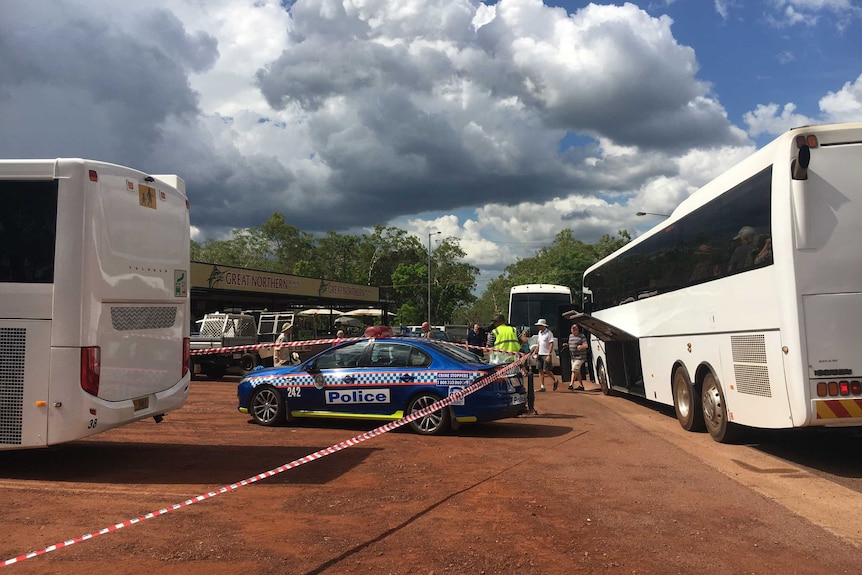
xmin=189 ymin=336 xmax=505 ymax=358
xmin=2 ymin=348 xmax=527 ymax=568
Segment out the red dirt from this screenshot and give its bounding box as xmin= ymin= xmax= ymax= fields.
xmin=0 ymin=378 xmax=858 ymax=574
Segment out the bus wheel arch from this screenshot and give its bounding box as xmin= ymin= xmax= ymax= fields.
xmin=672 ymin=363 xmax=704 ymax=432
xmin=700 ymin=370 xmax=743 ymax=443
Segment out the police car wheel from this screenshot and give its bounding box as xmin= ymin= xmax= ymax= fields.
xmin=406 ymin=393 xmax=450 ymax=435
xmin=250 ymin=386 xmax=286 ymax=427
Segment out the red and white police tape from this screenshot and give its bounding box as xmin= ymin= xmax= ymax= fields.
xmin=188 ymin=335 xmax=364 ymax=356
xmin=188 ymin=335 xmax=509 ymax=358
xmin=1 ymin=351 xmax=528 ymax=568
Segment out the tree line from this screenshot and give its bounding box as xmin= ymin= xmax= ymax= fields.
xmin=191 ymin=212 xmax=630 ymax=325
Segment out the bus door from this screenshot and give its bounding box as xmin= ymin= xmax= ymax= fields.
xmin=557 ymin=302 xmax=580 ymax=382
xmin=563 ymin=311 xmax=644 ymax=396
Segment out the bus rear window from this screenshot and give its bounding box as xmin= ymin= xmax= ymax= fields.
xmin=0 ymin=180 xmax=58 ymax=283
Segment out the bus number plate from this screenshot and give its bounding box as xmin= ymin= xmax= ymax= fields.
xmin=133 ymin=397 xmax=149 ymax=411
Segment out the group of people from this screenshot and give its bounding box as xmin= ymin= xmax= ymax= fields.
xmin=463 ymin=313 xmax=592 ymax=396
xmin=531 ymin=319 xmax=589 ymax=393
xmin=275 ymin=313 xmax=591 ymax=400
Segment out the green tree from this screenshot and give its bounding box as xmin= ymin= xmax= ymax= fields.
xmin=191 ymin=228 xmax=272 ymax=270
xmin=312 ymin=231 xmax=362 ymax=282
xmin=430 ymin=238 xmax=477 ymax=324
xmin=466 ymin=229 xmax=631 ymax=321
xmin=391 ymin=262 xmax=427 ymax=324
xmin=387 ymin=237 xmax=478 ymax=325
xmin=260 ymin=213 xmax=315 ymax=274
xmin=358 ymin=226 xmax=425 ymax=287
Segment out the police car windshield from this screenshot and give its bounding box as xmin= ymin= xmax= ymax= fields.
xmin=424 ymin=340 xmax=484 ymax=364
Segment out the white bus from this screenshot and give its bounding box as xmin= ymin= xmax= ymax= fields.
xmin=0 ymin=159 xmax=191 ymax=449
xmin=568 ymin=122 xmax=862 ymax=443
xmin=508 ymin=284 xmax=574 ymax=369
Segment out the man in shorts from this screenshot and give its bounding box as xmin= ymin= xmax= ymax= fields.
xmin=567 ymin=324 xmax=589 ymax=391
xmin=534 ymin=319 xmax=559 ymax=391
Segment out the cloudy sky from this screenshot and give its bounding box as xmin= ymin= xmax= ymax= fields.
xmin=1 ymin=0 xmax=861 ymax=290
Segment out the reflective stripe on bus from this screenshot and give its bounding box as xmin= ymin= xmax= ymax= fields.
xmin=815 ymin=398 xmax=862 ymax=419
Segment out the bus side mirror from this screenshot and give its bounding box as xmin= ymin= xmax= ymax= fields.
xmin=792 ymin=145 xmax=810 ymax=181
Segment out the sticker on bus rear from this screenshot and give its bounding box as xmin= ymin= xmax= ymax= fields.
xmin=175 ymin=270 xmax=187 ymax=297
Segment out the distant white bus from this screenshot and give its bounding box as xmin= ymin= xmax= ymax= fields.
xmin=508 ymin=284 xmax=574 ymax=368
xmin=0 ymin=159 xmax=191 ymax=449
xmin=569 ymin=122 xmax=862 ymax=443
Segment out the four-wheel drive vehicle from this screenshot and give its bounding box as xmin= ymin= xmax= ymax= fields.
xmin=190 ymin=312 xmax=259 ymax=379
xmin=441 ymin=324 xmax=469 ymax=343
xmin=255 ymin=311 xmax=295 ymax=367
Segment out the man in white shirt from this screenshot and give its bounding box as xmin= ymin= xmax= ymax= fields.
xmin=534 ymin=319 xmax=560 ymax=391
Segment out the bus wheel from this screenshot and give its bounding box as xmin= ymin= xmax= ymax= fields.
xmin=672 ymin=367 xmax=704 ymax=432
xmin=249 ymin=386 xmax=286 ymax=426
xmin=701 ymin=372 xmax=742 ymax=443
xmin=406 ymin=393 xmax=450 ymax=435
xmin=596 ymin=360 xmax=612 ymax=396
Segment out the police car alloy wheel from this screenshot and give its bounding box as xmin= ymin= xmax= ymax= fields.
xmin=250 ymin=386 xmax=286 ymax=426
xmin=406 ymin=393 xmax=450 ymax=435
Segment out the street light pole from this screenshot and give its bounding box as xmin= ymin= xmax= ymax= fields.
xmin=427 ymin=230 xmax=441 ymax=324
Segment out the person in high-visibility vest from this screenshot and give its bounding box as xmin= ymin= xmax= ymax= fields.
xmin=490 ymin=313 xmax=522 ymax=364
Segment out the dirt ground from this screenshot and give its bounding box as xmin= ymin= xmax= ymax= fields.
xmin=1 ymin=377 xmax=859 ymax=575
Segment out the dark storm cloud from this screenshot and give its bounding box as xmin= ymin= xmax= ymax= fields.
xmin=247 ymin=0 xmax=747 ymax=229
xmin=0 ymin=0 xmax=753 ymax=244
xmin=0 ymin=2 xmax=217 ymax=165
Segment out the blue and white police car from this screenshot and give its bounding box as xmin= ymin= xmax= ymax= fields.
xmin=237 ymin=331 xmax=527 ymax=435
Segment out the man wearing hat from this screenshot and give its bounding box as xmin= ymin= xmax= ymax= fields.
xmin=489 ymin=313 xmax=521 ymax=365
xmin=534 ymin=318 xmax=560 ymax=391
xmin=273 ymin=322 xmax=293 ymax=366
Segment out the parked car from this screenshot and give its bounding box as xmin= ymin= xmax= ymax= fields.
xmin=237 ymin=337 xmax=527 ymax=435
xmin=428 ymin=329 xmax=450 ymax=341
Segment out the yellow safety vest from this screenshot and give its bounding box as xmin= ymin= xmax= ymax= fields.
xmin=492 ymin=324 xmax=521 ymax=355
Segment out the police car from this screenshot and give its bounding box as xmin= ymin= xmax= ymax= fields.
xmin=237 ymin=329 xmax=527 ymax=435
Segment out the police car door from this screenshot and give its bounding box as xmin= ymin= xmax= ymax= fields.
xmin=303 ymin=340 xmax=371 ymax=414
xmin=341 ymin=341 xmax=415 ymax=416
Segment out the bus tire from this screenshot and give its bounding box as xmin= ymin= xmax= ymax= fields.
xmin=596 ymin=359 xmax=613 ymax=396
xmin=701 ymin=372 xmax=743 ymax=443
xmin=672 ymin=366 xmax=704 ymax=432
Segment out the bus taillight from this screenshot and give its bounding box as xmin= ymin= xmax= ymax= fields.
xmin=816 ymin=380 xmax=862 ymax=397
xmin=795 ymin=134 xmax=818 ymax=149
xmin=81 ymin=347 xmax=101 ymax=396
xmin=183 ymin=337 xmax=190 ymax=377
